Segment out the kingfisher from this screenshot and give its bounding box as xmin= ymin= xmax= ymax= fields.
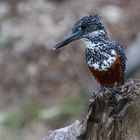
xmin=53 ymin=15 xmax=127 ymax=88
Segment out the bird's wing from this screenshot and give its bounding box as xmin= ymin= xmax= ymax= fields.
xmin=113 ymin=42 xmax=127 ymax=81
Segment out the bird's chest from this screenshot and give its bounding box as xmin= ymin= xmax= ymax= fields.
xmin=86 ymin=47 xmax=123 ymax=87
xmin=86 ymin=47 xmax=117 ymax=71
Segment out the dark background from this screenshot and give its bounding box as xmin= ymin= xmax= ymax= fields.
xmin=0 ymin=0 xmax=140 ymax=140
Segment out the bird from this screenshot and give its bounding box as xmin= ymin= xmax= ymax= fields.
xmin=53 ymin=15 xmax=127 ymax=89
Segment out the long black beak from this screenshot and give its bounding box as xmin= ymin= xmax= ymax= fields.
xmin=53 ymin=32 xmax=80 ymax=50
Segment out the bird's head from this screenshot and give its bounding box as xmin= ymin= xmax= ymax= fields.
xmin=53 ymin=15 xmax=107 ymax=49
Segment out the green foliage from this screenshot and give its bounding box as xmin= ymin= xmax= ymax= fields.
xmin=60 ymin=91 xmax=88 ymax=116
xmin=0 ymin=102 xmax=43 ymax=140
xmin=39 ymin=91 xmax=88 ymax=127
xmin=21 ymin=102 xmax=43 ymax=121
xmin=0 ymin=112 xmax=20 ymax=140
xmin=0 ymin=35 xmax=19 ymax=45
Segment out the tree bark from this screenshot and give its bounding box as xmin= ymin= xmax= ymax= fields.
xmin=43 ymin=79 xmax=140 ymax=140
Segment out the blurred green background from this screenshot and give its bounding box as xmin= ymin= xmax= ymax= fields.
xmin=0 ymin=0 xmax=140 ymax=140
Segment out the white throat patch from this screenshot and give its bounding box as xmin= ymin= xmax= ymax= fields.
xmin=81 ymin=38 xmax=97 ymax=49
xmin=81 ymin=30 xmax=106 ymax=49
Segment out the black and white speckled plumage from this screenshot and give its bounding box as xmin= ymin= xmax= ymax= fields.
xmin=71 ymin=15 xmax=127 ymax=82
xmin=53 ymin=15 xmax=127 ymax=87
xmin=85 ymin=39 xmax=127 ymax=81
xmin=114 ymin=42 xmax=127 ymax=80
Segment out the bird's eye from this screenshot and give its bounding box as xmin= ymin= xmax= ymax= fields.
xmin=81 ymin=24 xmax=88 ymax=30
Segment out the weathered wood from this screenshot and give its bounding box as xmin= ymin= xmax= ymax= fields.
xmin=43 ymin=79 xmax=140 ymax=140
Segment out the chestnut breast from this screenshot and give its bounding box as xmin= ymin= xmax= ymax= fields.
xmin=86 ymin=48 xmax=124 ymax=87
xmin=88 ymin=56 xmax=123 ymax=87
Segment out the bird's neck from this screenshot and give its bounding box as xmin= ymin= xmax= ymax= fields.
xmin=82 ymin=30 xmax=117 ymax=71
xmin=81 ymin=30 xmax=109 ymax=49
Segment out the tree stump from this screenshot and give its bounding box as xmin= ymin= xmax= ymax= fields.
xmin=43 ymin=79 xmax=140 ymax=140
